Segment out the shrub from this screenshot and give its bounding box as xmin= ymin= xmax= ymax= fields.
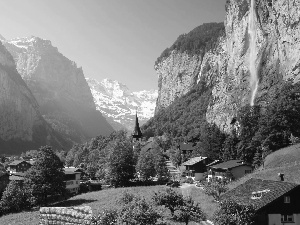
xmin=118 ymin=197 xmax=161 ymax=225
xmin=153 ymin=188 xmax=184 ymax=216
xmin=213 ymin=199 xmax=255 ymax=225
xmin=185 ymin=177 xmax=194 ymax=184
xmin=173 ymin=197 xmax=206 ymax=225
xmin=93 ymin=208 xmax=118 ymax=225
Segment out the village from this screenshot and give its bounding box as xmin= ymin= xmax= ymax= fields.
xmin=0 ymin=114 xmax=299 ymax=225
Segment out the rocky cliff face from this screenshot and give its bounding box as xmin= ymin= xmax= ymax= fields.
xmin=154 ymin=52 xmax=201 ymax=113
xmin=155 ymin=0 xmax=300 ymax=131
xmin=3 ymin=37 xmax=114 ymax=143
xmin=0 ymin=41 xmax=65 ymax=154
xmin=87 ymin=78 xmax=157 ymax=131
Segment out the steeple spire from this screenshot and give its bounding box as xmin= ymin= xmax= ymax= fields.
xmin=132 ymin=111 xmax=142 ymax=141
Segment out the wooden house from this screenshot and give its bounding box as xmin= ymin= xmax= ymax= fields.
xmin=221 ymin=178 xmax=300 ymax=225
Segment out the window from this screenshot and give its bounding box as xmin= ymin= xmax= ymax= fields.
xmin=281 ymin=214 xmax=294 ymax=222
xmin=284 ymin=196 xmax=291 ymax=203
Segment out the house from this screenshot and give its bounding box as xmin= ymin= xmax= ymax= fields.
xmin=221 ymin=178 xmax=300 ymax=225
xmin=178 ymin=142 xmax=197 ymax=155
xmin=182 ymin=156 xmax=213 ymax=181
xmin=207 ymin=159 xmax=252 ymax=181
xmin=7 ymin=160 xmax=32 ymax=174
xmin=64 ymin=167 xmax=82 ymax=195
xmin=9 ymin=172 xmax=26 ymax=182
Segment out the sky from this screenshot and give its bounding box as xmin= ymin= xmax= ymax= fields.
xmin=0 ymin=0 xmax=226 ymax=91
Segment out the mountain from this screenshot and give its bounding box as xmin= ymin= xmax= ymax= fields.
xmin=2 ymin=36 xmax=114 ymax=144
xmin=0 ymin=41 xmax=67 ymax=154
xmin=86 ymin=78 xmax=157 ymax=131
xmin=147 ymin=0 xmax=300 ymax=136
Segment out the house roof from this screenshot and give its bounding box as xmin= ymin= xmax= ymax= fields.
xmin=64 ymin=167 xmax=82 ymax=174
xmin=179 ymin=143 xmax=196 ymax=151
xmin=8 ymin=160 xmax=30 ymax=166
xmin=182 ymin=157 xmax=207 ymax=166
xmin=221 ymin=178 xmax=299 ymax=211
xmin=206 ymin=160 xmax=222 ymax=167
xmin=210 ymin=160 xmax=251 ymax=170
xmin=9 ymin=175 xmax=24 ymax=181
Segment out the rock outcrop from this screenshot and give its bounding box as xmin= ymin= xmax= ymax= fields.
xmin=3 ymin=37 xmax=114 ymax=143
xmin=155 ymin=0 xmax=300 ymax=131
xmin=87 ymin=78 xmax=157 ymax=131
xmin=0 ymin=41 xmax=65 ymax=154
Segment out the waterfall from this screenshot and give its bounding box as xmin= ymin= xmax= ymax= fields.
xmin=249 ymin=0 xmax=258 ymax=106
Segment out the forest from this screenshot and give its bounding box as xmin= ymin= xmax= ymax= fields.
xmin=155 ymin=22 xmax=225 ymax=66
xmin=142 ymin=81 xmax=300 ymax=167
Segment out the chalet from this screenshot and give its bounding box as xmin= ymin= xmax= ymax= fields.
xmin=178 ymin=142 xmax=196 ymax=155
xmin=7 ymin=160 xmax=32 ymax=174
xmin=207 ymin=159 xmax=252 ymax=181
xmin=182 ymin=156 xmax=213 ymax=181
xmin=221 ymin=178 xmax=300 ymax=225
xmin=64 ymin=167 xmax=82 ymax=195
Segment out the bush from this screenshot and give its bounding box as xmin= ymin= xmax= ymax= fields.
xmin=118 ymin=197 xmax=161 ymax=225
xmin=153 ymin=188 xmax=184 ymax=216
xmin=213 ymin=199 xmax=255 ymax=225
xmin=185 ymin=177 xmax=194 ymax=184
xmin=93 ymin=208 xmax=118 ymax=225
xmin=0 ymin=181 xmax=30 ymax=214
xmin=173 ymin=197 xmax=206 ymax=225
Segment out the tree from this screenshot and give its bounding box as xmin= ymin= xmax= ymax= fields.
xmin=136 ymin=147 xmax=156 ymax=181
xmin=105 ymin=138 xmax=135 ymax=187
xmin=204 ymin=177 xmax=229 ymax=201
xmin=0 ymin=181 xmax=29 ymax=214
xmin=24 ymin=146 xmax=66 ymax=206
xmin=118 ymin=196 xmax=161 ymax=225
xmin=153 ymin=188 xmax=184 ymax=216
xmin=173 ymin=197 xmax=206 ymax=225
xmin=213 ymin=200 xmax=255 ymax=225
xmin=169 ymin=147 xmax=182 ymax=168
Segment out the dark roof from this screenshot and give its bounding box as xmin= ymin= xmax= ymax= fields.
xmin=8 ymin=160 xmax=31 ymax=166
xmin=179 ymin=143 xmax=196 ymax=151
xmin=221 ymin=178 xmax=299 ymax=211
xmin=182 ymin=157 xmax=207 ymax=166
xmin=210 ymin=160 xmax=251 ymax=169
xmin=132 ymin=113 xmax=143 ymax=138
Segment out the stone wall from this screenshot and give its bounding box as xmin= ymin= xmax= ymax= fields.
xmin=39 ymin=206 xmax=92 ymax=225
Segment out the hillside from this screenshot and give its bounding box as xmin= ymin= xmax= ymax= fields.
xmin=2 ymin=36 xmax=114 ymax=144
xmin=153 ymin=0 xmax=300 ymax=134
xmin=228 ymin=144 xmax=300 ymax=190
xmin=0 ymin=41 xmax=68 ymax=154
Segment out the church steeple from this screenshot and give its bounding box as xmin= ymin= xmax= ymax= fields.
xmin=132 ymin=112 xmax=143 ymax=142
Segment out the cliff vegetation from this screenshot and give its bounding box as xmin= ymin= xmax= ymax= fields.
xmin=155 ymin=22 xmax=225 ymax=66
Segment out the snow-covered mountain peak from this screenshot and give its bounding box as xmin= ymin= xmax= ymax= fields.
xmin=86 ymin=77 xmax=158 ymax=131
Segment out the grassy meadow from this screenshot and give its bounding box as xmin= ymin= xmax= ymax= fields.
xmin=0 ymin=184 xmax=217 ymax=225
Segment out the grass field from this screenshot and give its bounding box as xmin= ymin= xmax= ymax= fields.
xmin=228 ymin=143 xmax=300 ymax=190
xmin=0 ymin=184 xmax=217 ymax=225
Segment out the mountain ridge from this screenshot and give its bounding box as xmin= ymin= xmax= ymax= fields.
xmin=86 ymin=78 xmax=157 ymax=131
xmin=2 ymin=36 xmax=114 ymax=145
